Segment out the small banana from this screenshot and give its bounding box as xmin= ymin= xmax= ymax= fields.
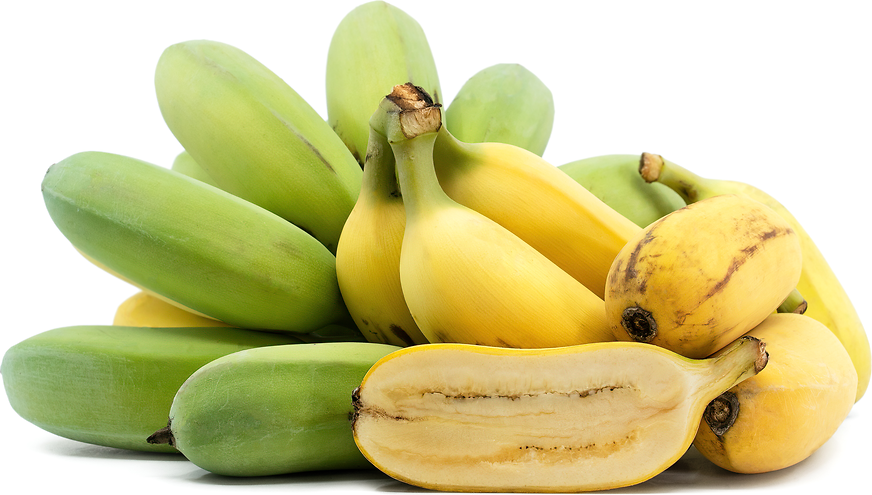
xmin=558 ymin=154 xmax=686 ymax=227
xmin=170 ymin=150 xmax=217 ymax=187
xmin=42 ymin=151 xmax=351 ymax=333
xmin=605 ymin=194 xmax=802 ymax=359
xmin=694 ymin=313 xmax=857 ymax=473
xmin=335 ymin=126 xmax=429 ymax=346
xmin=444 ymin=63 xmax=554 ymax=156
xmin=155 ymin=39 xmax=362 ymax=253
xmin=640 ymin=152 xmax=870 ymax=401
xmin=1 ymin=325 xmax=301 ymax=453
xmin=147 ymin=342 xmax=400 ymax=476
xmin=326 ymin=1 xmax=442 ymax=166
xmin=372 ymin=84 xmax=612 ymax=348
xmin=352 ymin=336 xmax=768 ymax=492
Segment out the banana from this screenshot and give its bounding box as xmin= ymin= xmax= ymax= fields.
xmin=0 ymin=325 xmax=301 ymax=453
xmin=352 ymin=336 xmax=768 ymax=492
xmin=558 ymin=154 xmax=686 ymax=227
xmin=114 ymin=291 xmax=232 ymax=328
xmin=335 ymin=126 xmax=429 ymax=346
xmin=326 ymin=1 xmax=442 ymax=166
xmin=42 ymin=151 xmax=351 ymax=333
xmin=694 ymin=313 xmax=857 ymax=473
xmin=605 ymin=194 xmax=802 ymax=359
xmin=444 ymin=63 xmax=554 ymax=156
xmin=147 ymin=342 xmax=400 ymax=476
xmin=170 ymin=150 xmax=218 ymax=187
xmin=155 ymin=40 xmax=361 ymax=253
xmin=372 ymin=84 xmax=612 ymax=348
xmin=640 ymin=152 xmax=870 ymax=401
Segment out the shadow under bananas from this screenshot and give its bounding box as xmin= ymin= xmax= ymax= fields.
xmin=39 ymin=437 xmax=184 ymax=462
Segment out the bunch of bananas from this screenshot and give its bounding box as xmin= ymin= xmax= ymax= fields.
xmin=1 ymin=1 xmax=868 ymax=492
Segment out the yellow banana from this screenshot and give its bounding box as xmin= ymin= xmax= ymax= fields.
xmin=114 ymin=291 xmax=231 ymax=328
xmin=352 ymin=336 xmax=769 ymax=492
xmin=640 ymin=152 xmax=870 ymax=401
xmin=694 ymin=313 xmax=857 ymax=473
xmin=371 ymin=84 xmax=611 ymax=348
xmin=605 ymin=194 xmax=802 ymax=358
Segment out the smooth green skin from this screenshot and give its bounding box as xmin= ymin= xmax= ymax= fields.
xmin=0 ymin=326 xmax=301 ymax=453
xmin=42 ymin=151 xmax=350 ymax=333
xmin=155 ymin=40 xmax=362 ymax=253
xmin=445 ymin=64 xmax=554 ymax=157
xmin=559 ymin=154 xmax=686 ymax=227
xmin=326 ymin=1 xmax=442 ymax=166
xmin=170 ymin=150 xmax=218 ymax=187
xmin=164 ymin=342 xmax=400 ymax=476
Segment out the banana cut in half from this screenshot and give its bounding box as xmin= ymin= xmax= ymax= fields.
xmin=352 ymin=337 xmax=768 ymax=492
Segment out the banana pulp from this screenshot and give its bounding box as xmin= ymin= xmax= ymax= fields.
xmin=352 ymin=337 xmax=768 ymax=492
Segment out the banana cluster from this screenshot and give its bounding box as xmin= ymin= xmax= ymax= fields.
xmin=1 ymin=0 xmax=868 ymax=491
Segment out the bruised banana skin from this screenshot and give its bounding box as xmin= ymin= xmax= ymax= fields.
xmin=445 ymin=63 xmax=554 ymax=157
xmin=694 ymin=313 xmax=857 ymax=474
xmin=326 ymin=1 xmax=442 ymax=166
xmin=605 ymin=194 xmax=802 ymax=359
xmin=0 ymin=325 xmax=301 ymax=453
xmin=352 ymin=337 xmax=768 ymax=492
xmin=641 ymin=152 xmax=870 ymax=401
xmin=156 ymin=40 xmax=362 ymax=253
xmin=147 ymin=342 xmax=400 ymax=476
xmin=42 ymin=151 xmax=350 ymax=333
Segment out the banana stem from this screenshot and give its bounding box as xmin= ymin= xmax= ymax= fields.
xmin=778 ymin=288 xmax=808 ymax=314
xmin=361 ymin=126 xmax=401 ymax=199
xmin=697 ymin=336 xmax=769 ymax=400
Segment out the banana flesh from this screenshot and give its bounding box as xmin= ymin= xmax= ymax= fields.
xmin=445 ymin=63 xmax=554 ymax=156
xmin=605 ymin=194 xmax=802 ymax=358
xmin=155 ymin=40 xmax=362 ymax=253
xmin=694 ymin=313 xmax=857 ymax=473
xmin=352 ymin=336 xmax=768 ymax=492
xmin=147 ymin=342 xmax=400 ymax=476
xmin=0 ymin=325 xmax=301 ymax=453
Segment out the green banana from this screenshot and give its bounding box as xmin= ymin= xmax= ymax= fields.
xmin=326 ymin=0 xmax=442 ymax=166
xmin=444 ymin=63 xmax=554 ymax=156
xmin=147 ymin=342 xmax=400 ymax=476
xmin=1 ymin=325 xmax=301 ymax=453
xmin=155 ymin=39 xmax=362 ymax=253
xmin=170 ymin=150 xmax=217 ymax=187
xmin=42 ymin=151 xmax=351 ymax=333
xmin=558 ymin=154 xmax=686 ymax=227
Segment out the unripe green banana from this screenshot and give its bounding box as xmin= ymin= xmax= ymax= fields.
xmin=444 ymin=64 xmax=554 ymax=156
xmin=147 ymin=342 xmax=400 ymax=476
xmin=326 ymin=1 xmax=442 ymax=166
xmin=170 ymin=150 xmax=217 ymax=187
xmin=1 ymin=325 xmax=301 ymax=453
xmin=155 ymin=40 xmax=362 ymax=253
xmin=42 ymin=151 xmax=351 ymax=333
xmin=558 ymin=154 xmax=686 ymax=227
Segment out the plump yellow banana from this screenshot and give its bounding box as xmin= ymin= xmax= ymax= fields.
xmin=335 ymin=126 xmax=429 ymax=346
xmin=694 ymin=313 xmax=857 ymax=473
xmin=170 ymin=150 xmax=217 ymax=187
xmin=444 ymin=63 xmax=554 ymax=156
xmin=326 ymin=1 xmax=442 ymax=166
xmin=42 ymin=151 xmax=350 ymax=333
xmin=114 ymin=291 xmax=232 ymax=328
xmin=1 ymin=325 xmax=301 ymax=452
xmin=155 ymin=40 xmax=362 ymax=253
xmin=352 ymin=336 xmax=768 ymax=492
xmin=605 ymin=194 xmax=802 ymax=359
xmin=147 ymin=342 xmax=400 ymax=476
xmin=370 ymin=84 xmax=611 ymax=348
xmin=640 ymin=152 xmax=870 ymax=401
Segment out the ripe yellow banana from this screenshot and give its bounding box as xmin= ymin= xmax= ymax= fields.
xmin=326 ymin=1 xmax=442 ymax=166
xmin=42 ymin=151 xmax=350 ymax=333
xmin=147 ymin=342 xmax=400 ymax=476
xmin=335 ymin=126 xmax=429 ymax=346
xmin=155 ymin=39 xmax=362 ymax=253
xmin=114 ymin=291 xmax=232 ymax=328
xmin=694 ymin=313 xmax=857 ymax=473
xmin=444 ymin=63 xmax=554 ymax=156
xmin=605 ymin=194 xmax=802 ymax=359
xmin=372 ymin=84 xmax=612 ymax=348
xmin=1 ymin=325 xmax=301 ymax=452
xmin=352 ymin=336 xmax=769 ymax=492
xmin=640 ymin=152 xmax=870 ymax=401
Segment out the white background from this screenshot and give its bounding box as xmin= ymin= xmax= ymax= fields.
xmin=2 ymin=0 xmax=870 ymax=493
